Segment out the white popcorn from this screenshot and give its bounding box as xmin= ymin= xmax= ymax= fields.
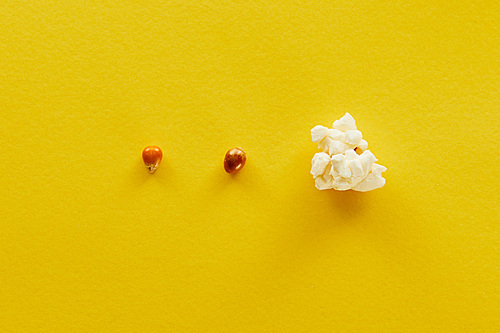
xmin=310 ymin=113 xmax=386 ymax=191
xmin=331 ymin=154 xmax=352 ymax=179
xmin=310 ymin=152 xmax=331 ymax=178
xmin=311 ymin=125 xmax=329 ymax=142
xmin=371 ymin=163 xmax=387 ymax=176
xmin=333 ymin=177 xmax=351 ymax=191
xmin=357 ymin=150 xmax=377 ymax=174
xmin=327 ymin=129 xmax=344 ymax=141
xmin=348 ymin=159 xmax=364 ymax=178
xmin=344 ymin=149 xmax=358 ymax=160
xmin=344 ymin=130 xmax=362 ymax=146
xmin=315 ymin=176 xmax=334 ymax=190
xmin=328 ymin=141 xmax=349 ymax=155
xmin=358 ymin=139 xmax=368 ymax=152
xmin=318 ymin=137 xmax=333 ymax=153
xmin=352 ymin=172 xmax=386 ymax=192
xmin=352 ymin=163 xmax=387 ymax=192
xmin=332 ymin=112 xmax=357 ymax=131
xmin=315 ymin=163 xmax=334 ymax=190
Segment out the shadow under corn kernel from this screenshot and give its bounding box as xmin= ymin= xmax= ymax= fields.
xmin=207 ymin=157 xmax=262 ymax=194
xmin=128 ymin=154 xmax=175 ymax=190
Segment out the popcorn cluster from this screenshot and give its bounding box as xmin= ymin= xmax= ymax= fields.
xmin=311 ymin=113 xmax=386 ymax=191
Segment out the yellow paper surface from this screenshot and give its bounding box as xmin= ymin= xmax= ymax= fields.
xmin=0 ymin=1 xmax=498 ymax=331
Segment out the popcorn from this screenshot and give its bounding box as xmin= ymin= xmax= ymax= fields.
xmin=315 ymin=176 xmax=333 ymax=190
xmin=333 ymin=177 xmax=351 ymax=191
xmin=310 ymin=152 xmax=330 ymax=178
xmin=332 ymin=113 xmax=357 ymax=131
xmin=348 ymin=159 xmax=364 ymax=177
xmin=357 ymin=139 xmax=368 ymax=152
xmin=311 ymin=125 xmax=329 ymax=142
xmin=327 ymin=129 xmax=344 ymax=141
xmin=331 ymin=154 xmax=352 ymax=179
xmin=357 ymin=150 xmax=377 ymax=175
xmin=344 ymin=130 xmax=362 ymax=146
xmin=328 ymin=141 xmax=349 ymax=155
xmin=344 ymin=149 xmax=358 ymax=160
xmin=310 ymin=113 xmax=386 ymax=191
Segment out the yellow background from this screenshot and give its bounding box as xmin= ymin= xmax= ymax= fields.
xmin=0 ymin=0 xmax=498 ymax=331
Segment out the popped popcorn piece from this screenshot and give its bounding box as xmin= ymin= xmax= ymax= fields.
xmin=332 ymin=112 xmax=356 ymax=131
xmin=310 ymin=152 xmax=331 ymax=178
xmin=331 ymin=154 xmax=352 ymax=179
xmin=327 ymin=129 xmax=344 ymax=141
xmin=310 ymin=113 xmax=386 ymax=192
xmin=315 ymin=176 xmax=334 ymax=190
xmin=357 ymin=150 xmax=377 ymax=175
xmin=371 ymin=163 xmax=387 ymax=176
xmin=344 ymin=149 xmax=358 ymax=160
xmin=344 ymin=130 xmax=362 ymax=146
xmin=311 ymin=125 xmax=329 ymax=142
xmin=348 ymin=159 xmax=364 ymax=178
xmin=352 ymin=172 xmax=386 ymax=192
xmin=357 ymin=139 xmax=368 ymax=152
xmin=317 ymin=163 xmax=334 ymax=188
xmin=329 ymin=141 xmax=349 ymax=155
xmin=318 ymin=137 xmax=333 ymax=153
xmin=333 ymin=177 xmax=351 ymax=191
